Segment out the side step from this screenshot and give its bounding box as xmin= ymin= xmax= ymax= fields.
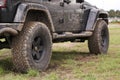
xmin=53 ymin=31 xmax=93 ymax=39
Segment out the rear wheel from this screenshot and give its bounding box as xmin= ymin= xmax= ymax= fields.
xmin=12 ymin=22 xmax=52 ymax=72
xmin=88 ymin=20 xmax=109 ymax=54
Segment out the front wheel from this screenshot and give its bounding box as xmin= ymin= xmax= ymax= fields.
xmin=12 ymin=22 xmax=52 ymax=72
xmin=88 ymin=20 xmax=109 ymax=54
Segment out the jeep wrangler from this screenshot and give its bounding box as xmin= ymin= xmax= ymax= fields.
xmin=0 ymin=0 xmax=109 ymax=72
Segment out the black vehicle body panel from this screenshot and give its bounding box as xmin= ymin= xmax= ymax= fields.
xmin=0 ymin=0 xmax=109 ymax=41
xmin=0 ymin=0 xmax=21 ymax=22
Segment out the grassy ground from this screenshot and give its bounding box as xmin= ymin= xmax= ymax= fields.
xmin=0 ymin=24 xmax=120 ymax=80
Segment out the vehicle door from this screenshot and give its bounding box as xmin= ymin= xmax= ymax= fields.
xmin=43 ymin=0 xmax=64 ymax=33
xmin=63 ymin=0 xmax=84 ymax=32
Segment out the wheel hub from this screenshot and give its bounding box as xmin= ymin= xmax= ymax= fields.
xmin=101 ymin=28 xmax=107 ymax=48
xmin=32 ymin=36 xmax=44 ymax=61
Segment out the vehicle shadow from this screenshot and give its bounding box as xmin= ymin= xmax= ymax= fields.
xmin=48 ymin=51 xmax=97 ymax=70
xmin=0 ymin=55 xmax=14 ymax=73
xmin=52 ymin=51 xmax=91 ymax=60
xmin=0 ymin=51 xmax=97 ymax=73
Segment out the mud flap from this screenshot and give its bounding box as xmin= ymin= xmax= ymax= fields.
xmin=85 ymin=8 xmax=99 ymax=31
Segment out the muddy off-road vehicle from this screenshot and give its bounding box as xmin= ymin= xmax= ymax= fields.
xmin=0 ymin=0 xmax=109 ymax=72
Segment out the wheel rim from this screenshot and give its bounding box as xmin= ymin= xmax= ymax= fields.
xmin=32 ymin=36 xmax=44 ymax=62
xmin=100 ymin=27 xmax=108 ymax=50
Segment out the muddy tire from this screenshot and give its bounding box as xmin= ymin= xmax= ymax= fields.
xmin=88 ymin=20 xmax=109 ymax=54
xmin=12 ymin=22 xmax=52 ymax=72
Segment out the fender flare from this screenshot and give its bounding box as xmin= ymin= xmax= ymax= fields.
xmin=99 ymin=10 xmax=109 ymax=24
xmin=85 ymin=9 xmax=108 ymax=31
xmin=99 ymin=9 xmax=109 ymax=16
xmin=14 ymin=3 xmax=55 ymax=32
xmin=85 ymin=8 xmax=99 ymax=31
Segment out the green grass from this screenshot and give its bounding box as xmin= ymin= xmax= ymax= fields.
xmin=0 ymin=24 xmax=120 ymax=80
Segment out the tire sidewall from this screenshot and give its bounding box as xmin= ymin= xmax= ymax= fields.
xmin=99 ymin=22 xmax=109 ymax=53
xmin=25 ymin=23 xmax=52 ymax=71
xmin=88 ymin=20 xmax=109 ymax=54
xmin=96 ymin=20 xmax=109 ymax=54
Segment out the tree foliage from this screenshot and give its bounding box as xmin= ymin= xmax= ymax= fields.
xmin=108 ymin=10 xmax=120 ymax=17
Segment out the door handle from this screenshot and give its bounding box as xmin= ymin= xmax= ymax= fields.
xmin=64 ymin=0 xmax=71 ymax=4
xmin=60 ymin=2 xmax=64 ymax=7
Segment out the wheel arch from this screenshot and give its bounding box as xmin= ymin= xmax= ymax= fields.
xmin=98 ymin=11 xmax=109 ymax=24
xmin=85 ymin=9 xmax=109 ymax=31
xmin=14 ymin=3 xmax=55 ymax=33
xmin=92 ymin=11 xmax=109 ymax=30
